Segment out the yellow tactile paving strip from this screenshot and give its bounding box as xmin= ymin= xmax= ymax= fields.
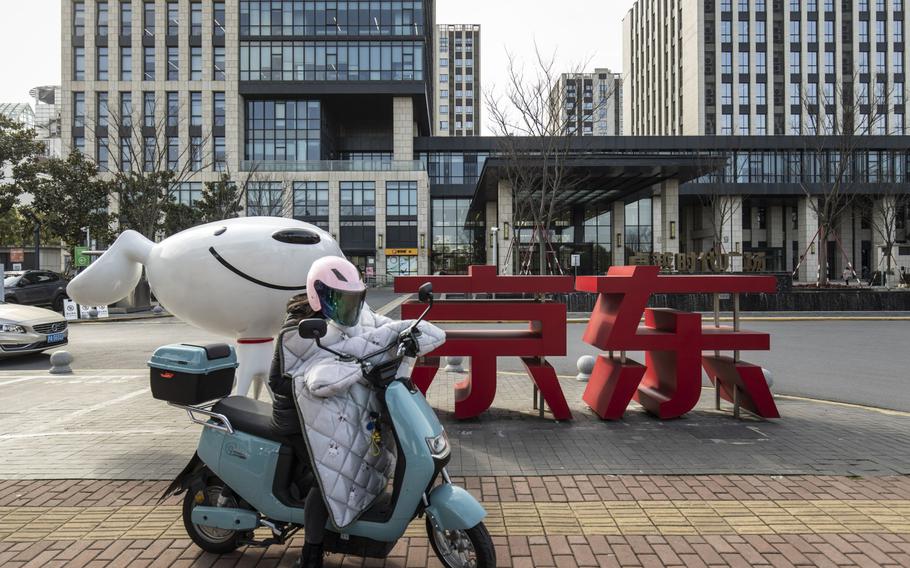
xmin=0 ymin=500 xmax=908 ymax=542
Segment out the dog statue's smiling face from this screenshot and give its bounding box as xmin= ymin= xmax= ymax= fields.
xmin=68 ymin=217 xmax=344 ymax=339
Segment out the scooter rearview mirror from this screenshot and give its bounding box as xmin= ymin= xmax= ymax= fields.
xmin=298 ymin=319 xmax=328 ymax=340
xmin=418 ymin=282 xmax=433 ymax=304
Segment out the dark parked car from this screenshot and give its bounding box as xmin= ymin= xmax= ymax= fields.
xmin=3 ymin=270 xmax=69 ymax=312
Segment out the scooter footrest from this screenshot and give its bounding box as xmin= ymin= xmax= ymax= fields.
xmin=323 ymin=532 xmax=396 ymax=559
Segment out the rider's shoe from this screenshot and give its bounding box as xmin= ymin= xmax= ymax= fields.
xmin=293 ymin=542 xmax=324 ymax=568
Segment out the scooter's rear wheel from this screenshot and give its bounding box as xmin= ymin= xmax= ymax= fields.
xmin=426 ymin=520 xmax=496 ymax=568
xmin=182 ymin=480 xmax=247 ymax=554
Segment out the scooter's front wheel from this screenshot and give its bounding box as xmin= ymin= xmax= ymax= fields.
xmin=182 ymin=480 xmax=247 ymax=554
xmin=427 ymin=520 xmax=496 ymax=568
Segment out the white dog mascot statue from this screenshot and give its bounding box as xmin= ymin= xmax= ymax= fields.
xmin=67 ymin=217 xmax=344 ymax=397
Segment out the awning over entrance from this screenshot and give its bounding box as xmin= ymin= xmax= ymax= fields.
xmin=469 ymin=153 xmax=726 ymax=215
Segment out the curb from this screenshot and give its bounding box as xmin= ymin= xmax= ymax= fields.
xmin=69 ymin=313 xmax=174 ymax=325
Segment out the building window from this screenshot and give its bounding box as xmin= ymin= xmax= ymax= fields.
xmin=239 ymin=40 xmax=425 ymax=81
xmin=624 ymin=197 xmax=653 ymax=263
xmin=167 ymin=1 xmax=179 ymax=36
xmin=168 ymin=47 xmax=179 ymax=80
xmin=166 ymin=92 xmax=179 ymax=128
xmin=167 ymin=137 xmax=179 ymax=170
xmin=120 ymin=47 xmax=132 ymax=80
xmin=340 ymin=181 xmax=376 ymax=250
xmin=214 ymin=2 xmax=226 ymax=36
xmin=721 ymin=52 xmax=732 ymax=74
xmin=214 ymin=137 xmax=226 ymax=171
xmin=739 ymin=52 xmax=749 ymax=75
xmin=143 ymin=47 xmax=155 ymax=80
xmin=143 ymin=136 xmax=156 ymax=172
xmin=240 ymin=0 xmax=426 ymax=36
xmin=143 ymin=1 xmax=155 ymax=37
xmin=191 ymin=2 xmax=203 ymax=36
xmin=120 ymin=1 xmax=132 ymax=37
xmin=721 ymin=83 xmax=732 ymax=105
xmin=214 ymin=92 xmax=226 ymax=127
xmin=190 ymin=92 xmax=202 ymax=126
xmin=120 ymin=92 xmax=132 ymax=127
xmin=214 ymin=47 xmax=226 ymax=80
xmin=73 ymin=2 xmax=86 ymax=37
xmin=386 ymin=181 xmax=418 ymax=247
xmin=191 ymin=136 xmax=203 ymax=171
xmin=120 ymin=137 xmax=132 ymax=171
xmin=173 ymin=182 xmax=203 ymax=206
xmin=97 ymin=92 xmax=109 ymax=128
xmin=73 ymin=92 xmax=85 ymax=128
xmin=97 ymin=2 xmax=109 ymax=36
xmin=191 ymin=47 xmax=203 ymax=80
xmin=97 ymin=137 xmax=110 ymax=171
xmin=739 ymin=83 xmax=750 ymax=106
xmin=293 ymin=181 xmax=329 ymax=229
xmin=790 ymin=51 xmax=800 ymax=74
xmin=247 ymin=181 xmax=285 ymax=216
xmin=756 ymin=21 xmax=766 ymax=43
xmin=244 ymin=100 xmax=321 ymax=162
xmin=74 ymin=47 xmax=85 ymax=81
xmin=143 ymin=92 xmax=155 ymax=128
xmin=97 ymin=47 xmax=109 ymax=80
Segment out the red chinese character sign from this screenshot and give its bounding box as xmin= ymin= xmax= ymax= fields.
xmin=576 ymin=266 xmax=780 ymax=420
xmin=395 ymin=265 xmax=575 ymax=420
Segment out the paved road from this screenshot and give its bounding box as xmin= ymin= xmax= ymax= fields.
xmin=1 ymin=306 xmax=908 ymax=412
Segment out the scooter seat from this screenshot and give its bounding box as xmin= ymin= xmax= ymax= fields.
xmin=212 ymin=396 xmax=288 ymax=443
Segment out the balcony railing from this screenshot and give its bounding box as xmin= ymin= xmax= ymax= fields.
xmin=242 ymin=160 xmax=426 ymax=173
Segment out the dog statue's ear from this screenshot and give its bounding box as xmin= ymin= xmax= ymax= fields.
xmin=67 ymin=230 xmax=155 ymax=305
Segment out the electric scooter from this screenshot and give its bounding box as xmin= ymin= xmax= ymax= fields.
xmin=161 ymin=284 xmax=495 ymax=567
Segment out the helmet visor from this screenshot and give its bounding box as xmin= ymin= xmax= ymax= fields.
xmin=315 ymin=281 xmax=366 ymax=327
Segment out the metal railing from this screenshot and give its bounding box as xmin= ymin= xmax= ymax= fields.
xmin=241 ymin=160 xmax=426 ymax=173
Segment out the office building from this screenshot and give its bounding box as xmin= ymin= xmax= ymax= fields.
xmin=434 ymin=24 xmax=480 ymax=136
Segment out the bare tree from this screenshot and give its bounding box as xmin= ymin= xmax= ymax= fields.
xmin=90 ymin=94 xmax=213 ymax=240
xmin=794 ymin=72 xmax=892 ymax=286
xmin=863 ymin=188 xmax=910 ymax=286
xmin=693 ymin=150 xmax=750 ymax=272
xmin=485 ymin=45 xmax=617 ymax=275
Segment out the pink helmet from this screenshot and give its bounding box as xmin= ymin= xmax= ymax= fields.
xmin=307 ymin=256 xmax=367 ymax=327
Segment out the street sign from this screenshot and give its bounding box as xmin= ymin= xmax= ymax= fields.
xmin=570 ymin=254 xmax=581 ymax=268
xmin=12 ymin=263 xmax=22 ymax=271
xmin=79 ymin=304 xmax=110 ymax=319
xmin=63 ymin=299 xmax=79 ymax=320
xmin=74 ymin=247 xmax=91 ymax=268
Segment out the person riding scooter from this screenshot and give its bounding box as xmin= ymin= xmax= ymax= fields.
xmin=271 ymin=257 xmax=446 ymax=567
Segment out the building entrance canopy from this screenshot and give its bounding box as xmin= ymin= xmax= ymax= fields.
xmin=469 ymin=152 xmax=725 ymax=216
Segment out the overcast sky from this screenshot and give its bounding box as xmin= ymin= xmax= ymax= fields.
xmin=0 ymin=0 xmax=636 ymax=129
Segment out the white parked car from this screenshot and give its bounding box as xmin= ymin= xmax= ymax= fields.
xmin=0 ymin=301 xmax=69 ymax=358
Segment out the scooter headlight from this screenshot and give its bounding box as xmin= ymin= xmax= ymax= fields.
xmin=426 ymin=431 xmax=450 ymax=460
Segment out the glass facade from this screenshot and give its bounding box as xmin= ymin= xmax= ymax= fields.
xmin=244 ymin=100 xmax=321 ymax=162
xmin=340 ymin=181 xmax=376 ymax=250
xmin=624 ymin=197 xmax=653 ymax=263
xmin=584 ymin=209 xmax=613 ymax=275
xmin=240 ymin=1 xmax=426 ymax=37
xmin=293 ymin=181 xmax=329 ymax=229
xmin=431 ymin=199 xmax=485 ymax=274
xmin=420 ymin=152 xmax=488 ymax=184
xmin=240 ymin=41 xmax=424 ymax=81
xmin=173 ymin=182 xmax=203 ymax=206
xmin=386 ymin=181 xmax=418 ymax=247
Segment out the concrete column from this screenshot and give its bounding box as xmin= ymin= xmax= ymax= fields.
xmin=797 ymin=197 xmax=819 ymax=283
xmin=496 ymin=179 xmax=514 ymax=274
xmin=768 ymin=206 xmax=784 ymax=248
xmin=836 ymin=204 xmax=854 ymax=276
xmin=715 ymin=196 xmax=743 ymax=272
xmin=328 ymin=178 xmax=341 ymax=241
xmin=417 ymin=175 xmax=430 ymax=275
xmin=612 ymin=200 xmax=625 ymax=266
xmin=658 ymin=180 xmax=680 ymax=255
xmin=392 ymin=97 xmax=414 ymax=163
xmin=485 ymin=201 xmax=497 ymax=266
xmin=375 ymin=180 xmax=387 ymax=278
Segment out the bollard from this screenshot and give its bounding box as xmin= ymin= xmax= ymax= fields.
xmin=49 ymin=351 xmax=74 ymax=375
xmin=152 ymin=305 xmax=164 ymax=314
xmin=88 ymin=308 xmax=98 ymax=319
xmin=576 ymin=355 xmax=595 ymax=382
xmin=762 ymin=367 xmax=774 ymax=390
xmin=443 ymin=356 xmax=465 ymax=373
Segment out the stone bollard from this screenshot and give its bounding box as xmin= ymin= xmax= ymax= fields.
xmin=152 ymin=305 xmax=164 ymax=315
xmin=443 ymin=356 xmax=465 ymax=373
xmin=576 ymin=355 xmax=596 ymax=382
xmin=762 ymin=368 xmax=774 ymax=390
xmin=88 ymin=308 xmax=98 ymax=319
xmin=49 ymin=351 xmax=74 ymax=375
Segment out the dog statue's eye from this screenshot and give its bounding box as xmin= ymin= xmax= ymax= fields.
xmin=272 ymin=229 xmax=321 ymax=245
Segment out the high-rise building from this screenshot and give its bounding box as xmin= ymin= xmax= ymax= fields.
xmin=434 ymin=24 xmax=480 ymax=136
xmin=62 ymin=0 xmax=435 ymax=278
xmin=30 ymin=86 xmax=63 ymax=158
xmin=623 ymin=0 xmax=910 ymax=136
xmin=550 ymin=69 xmax=623 ymax=136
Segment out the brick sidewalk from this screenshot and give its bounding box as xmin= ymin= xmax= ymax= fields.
xmin=1 ymin=476 xmax=909 ymax=566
